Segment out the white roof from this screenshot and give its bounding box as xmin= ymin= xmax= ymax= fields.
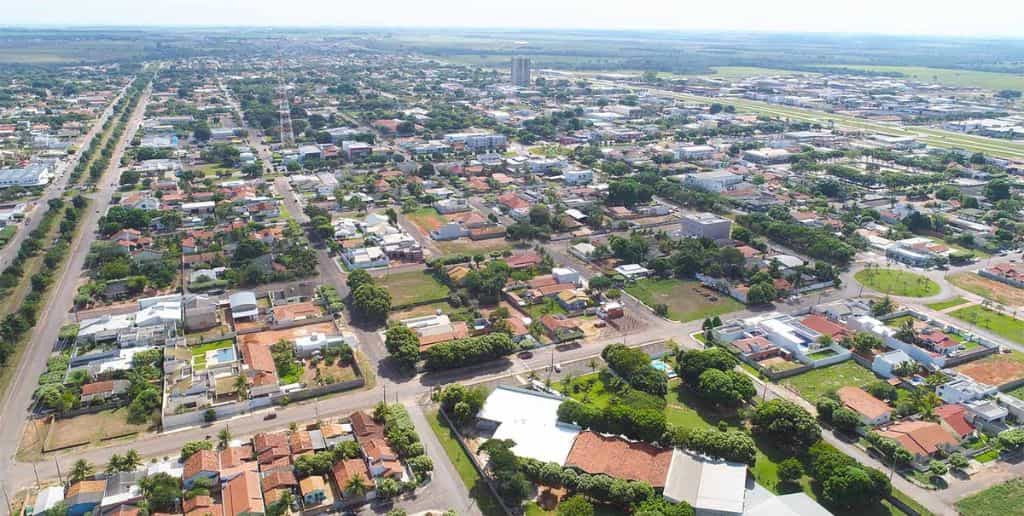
xmin=744 ymin=492 xmax=833 ymax=516
xmin=78 ymin=313 xmax=135 ymax=337
xmin=135 ymin=300 xmax=181 ymax=327
xmin=664 ymin=449 xmax=747 ymax=514
xmin=33 ymin=486 xmax=65 ymax=513
xmin=478 ymin=386 xmax=580 ymax=464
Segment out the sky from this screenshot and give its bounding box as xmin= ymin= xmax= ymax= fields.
xmin=4 ymin=0 xmax=1023 ymax=38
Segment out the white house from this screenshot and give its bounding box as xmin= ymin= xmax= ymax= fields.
xmin=872 ymin=349 xmax=915 ymax=378
xmin=430 ymin=222 xmax=468 ymax=241
xmin=563 ymin=169 xmax=594 ymax=186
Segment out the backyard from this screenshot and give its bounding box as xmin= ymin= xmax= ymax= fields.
xmin=949 ymin=305 xmax=1024 ymax=345
xmin=956 ymin=479 xmax=1024 ymax=516
xmin=781 ymin=360 xmax=880 ymax=402
xmin=854 ymin=269 xmax=940 ymax=297
xmin=378 ymin=270 xmax=451 ymax=309
xmin=190 ymin=338 xmax=235 ymax=370
xmin=625 ymin=278 xmax=744 ymax=322
xmin=948 ymin=272 xmax=1024 ymax=307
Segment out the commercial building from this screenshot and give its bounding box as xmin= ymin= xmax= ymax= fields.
xmin=0 ymin=162 xmax=53 ymax=188
xmin=476 ymin=386 xmax=580 ymax=464
xmin=680 ymin=212 xmax=732 ymax=242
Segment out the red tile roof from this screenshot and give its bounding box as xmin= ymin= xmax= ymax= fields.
xmin=183 ymin=449 xmax=219 ymax=480
xmin=564 ymin=431 xmax=672 ymax=487
xmin=81 ymin=381 xmax=115 ymax=396
xmin=349 ymin=411 xmax=384 ymax=439
xmin=222 ymin=470 xmax=264 ymax=516
xmin=837 ymin=386 xmax=891 ymax=421
xmin=877 ymin=421 xmax=959 ymax=457
xmin=935 ymin=404 xmax=974 ymax=438
xmin=800 ymin=314 xmax=849 ymax=340
xmin=331 ymin=458 xmax=372 ymax=493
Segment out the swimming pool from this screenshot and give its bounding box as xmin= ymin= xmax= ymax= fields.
xmin=206 ymin=346 xmax=237 ymax=366
xmin=651 ymin=359 xmax=677 ymax=378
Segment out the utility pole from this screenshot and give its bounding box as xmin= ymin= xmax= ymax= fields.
xmin=55 ymin=459 xmax=63 ymax=485
xmin=2 ymin=484 xmax=11 ymax=515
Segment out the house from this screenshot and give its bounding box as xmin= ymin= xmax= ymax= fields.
xmin=362 ymin=439 xmax=404 ymax=480
xmin=877 ymin=421 xmax=959 ymax=459
xmin=614 ymin=264 xmax=651 ymax=281
xmin=505 ymin=251 xmax=542 ymax=270
xmin=331 ymin=458 xmax=374 ymax=499
xmin=836 ymin=386 xmax=892 ymax=426
xmin=934 ymin=404 xmax=976 ymax=439
xmin=872 ymin=349 xmax=915 ymax=378
xmin=569 ymin=242 xmax=597 ymax=261
xmin=31 ymin=486 xmax=66 ymax=515
xmin=183 ymin=495 xmax=221 ymax=516
xmin=221 ymin=470 xmax=265 ymax=516
xmin=299 ymin=475 xmax=332 ymax=509
xmin=350 ymin=411 xmax=385 ymax=440
xmin=80 ymin=380 xmax=130 ymax=403
xmin=936 ymin=375 xmax=997 ymax=404
xmin=66 ymin=480 xmax=107 ymax=516
xmin=662 ymin=449 xmax=747 ymax=516
xmin=730 ymin=335 xmax=781 ymax=361
xmin=980 ymin=263 xmax=1024 ymax=288
xmin=680 ymin=170 xmax=743 ymax=192
xmin=229 ymin=292 xmax=259 ymax=321
xmin=476 ymin=386 xmax=581 ymax=464
xmin=342 ymin=247 xmax=389 ymax=269
xmin=556 ymin=289 xmax=590 ymax=312
xmin=563 ymin=169 xmax=594 ymax=185
xmin=431 ymin=221 xmax=468 ymax=241
xmin=552 ymin=267 xmax=581 ymax=286
xmin=433 ymin=198 xmax=470 ymax=214
xmin=565 ymin=431 xmax=672 ymax=487
xmin=183 ymin=449 xmax=220 ymax=489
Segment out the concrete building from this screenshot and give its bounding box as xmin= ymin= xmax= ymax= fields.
xmin=680 ymin=212 xmax=733 ymax=242
xmin=0 ymin=162 xmax=52 ymax=188
xmin=511 ymin=56 xmax=531 ymax=86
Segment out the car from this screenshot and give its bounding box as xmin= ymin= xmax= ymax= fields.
xmin=263 ymin=412 xmax=277 ymax=420
xmin=554 ymin=363 xmax=563 ymax=373
xmin=517 ymin=351 xmax=533 ymax=359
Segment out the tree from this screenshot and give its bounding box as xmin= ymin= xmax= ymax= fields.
xmin=384 ymin=325 xmax=421 ymax=370
xmin=848 ymin=332 xmax=882 ymax=354
xmin=69 ymin=459 xmax=94 ymax=483
xmin=558 ymin=494 xmax=595 ymax=516
xmin=376 ymin=477 xmax=402 ymax=499
xmin=999 ymin=428 xmax=1024 ymax=450
xmin=351 ymin=283 xmax=392 ymax=323
xmin=746 ymin=282 xmax=777 ymax=305
xmin=696 ymin=368 xmax=755 ymax=407
xmin=928 ymin=460 xmax=948 ymax=477
xmin=346 ymin=269 xmax=373 ymax=291
xmin=407 ymin=454 xmax=434 ymax=479
xmin=821 ymin=466 xmax=881 ymax=510
xmin=948 ymin=452 xmax=969 ymax=470
xmin=218 ymin=427 xmax=233 ymax=449
xmin=140 ymin=472 xmax=183 ymax=513
xmin=830 ymin=407 xmax=862 ymax=432
xmin=985 ymin=179 xmax=1011 ymax=202
xmin=345 ymin=475 xmax=370 ymax=497
xmin=180 ymin=440 xmax=213 ymax=462
xmin=676 ymin=347 xmax=737 ymax=385
xmin=778 ymin=458 xmax=803 ymax=484
xmin=751 ymin=399 xmax=821 ymax=450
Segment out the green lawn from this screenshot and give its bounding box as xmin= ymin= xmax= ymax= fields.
xmin=0 ymin=225 xmax=16 ymax=248
xmin=926 ymin=297 xmax=970 ymax=311
xmin=625 ymin=278 xmax=744 ymax=322
xmin=957 ymin=479 xmax=1024 ymax=516
xmin=426 ymin=410 xmax=505 ymax=516
xmin=854 ymin=269 xmax=940 ymax=298
xmin=524 ymin=298 xmax=568 ymax=319
xmin=782 ymin=361 xmax=879 ymax=402
xmin=379 ymin=270 xmax=451 ymax=309
xmin=950 ymin=305 xmax=1024 ymax=345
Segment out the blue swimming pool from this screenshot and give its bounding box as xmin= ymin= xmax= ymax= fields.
xmin=651 ymin=359 xmax=678 ymax=378
xmin=207 ymin=346 xmax=237 ymax=366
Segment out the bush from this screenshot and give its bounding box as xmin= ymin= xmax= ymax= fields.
xmin=778 ymin=458 xmax=804 ymax=483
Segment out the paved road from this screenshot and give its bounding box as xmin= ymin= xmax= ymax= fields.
xmin=0 ymin=84 xmax=151 ymax=504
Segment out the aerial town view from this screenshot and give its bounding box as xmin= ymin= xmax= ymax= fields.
xmin=0 ymin=3 xmax=1022 ymax=516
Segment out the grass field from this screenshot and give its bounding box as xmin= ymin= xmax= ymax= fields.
xmin=949 ymin=305 xmax=1024 ymax=345
xmin=379 ymin=270 xmax=451 ymax=308
xmin=854 ymin=269 xmax=940 ymax=298
xmin=405 ymin=207 xmax=446 ymax=232
xmin=949 ymin=272 xmax=1024 ymax=308
xmin=782 ymin=361 xmax=880 ymax=402
xmin=626 ymin=278 xmax=744 ymax=322
xmin=926 ymin=297 xmax=971 ymax=311
xmin=426 ymin=410 xmax=505 ymax=516
xmin=819 ymin=65 xmax=1024 ymax=92
xmin=957 ymin=479 xmax=1024 ymax=516
xmin=0 ymin=225 xmax=16 ymax=248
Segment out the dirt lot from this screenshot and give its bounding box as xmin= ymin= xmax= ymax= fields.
xmin=43 ymin=408 xmax=152 ymax=452
xmin=237 ymin=321 xmax=340 ymax=347
xmin=955 ymin=353 xmax=1024 ymax=387
xmin=949 ymin=272 xmax=1024 ymax=307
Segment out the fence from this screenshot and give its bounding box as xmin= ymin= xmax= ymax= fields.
xmin=437 ymin=408 xmax=514 ymax=516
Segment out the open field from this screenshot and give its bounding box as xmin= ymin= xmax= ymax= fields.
xmin=949 ymin=272 xmax=1024 ymax=307
xmin=949 ymin=305 xmax=1024 ymax=345
xmin=954 ymin=352 xmax=1024 ymax=387
xmin=426 ymin=410 xmax=505 ymax=516
xmin=625 ymin=278 xmax=744 ymax=322
xmin=956 ymin=479 xmax=1024 ymax=516
xmin=237 ymin=321 xmax=339 ymax=347
xmin=782 ymin=361 xmax=880 ymax=402
xmin=378 ymin=270 xmax=450 ymax=308
xmin=854 ymin=269 xmax=940 ymax=297
xmin=926 ymin=296 xmax=970 ymax=311
xmin=405 ymin=207 xmax=446 ymax=232
xmin=819 ymin=65 xmax=1024 ymax=92
xmin=45 ymin=408 xmax=152 ymax=451
xmin=437 ymin=238 xmax=512 ymax=256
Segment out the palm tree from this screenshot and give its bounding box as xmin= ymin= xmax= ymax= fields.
xmin=587 ymin=358 xmax=598 ymax=375
xmin=106 ymin=454 xmax=125 ymax=474
xmin=234 ymin=375 xmax=248 ymax=399
xmin=218 ymin=427 xmax=233 ymax=449
xmin=123 ymin=449 xmax=142 ymax=471
xmin=70 ymin=459 xmax=95 ymax=483
xmin=345 ymin=475 xmax=369 ymax=497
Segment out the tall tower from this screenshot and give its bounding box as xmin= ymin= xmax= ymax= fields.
xmin=511 ymin=56 xmax=531 ymax=87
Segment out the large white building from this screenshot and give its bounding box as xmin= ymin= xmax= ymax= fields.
xmin=680 ymin=212 xmax=732 ymax=242
xmin=0 ymin=162 xmax=53 ymax=188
